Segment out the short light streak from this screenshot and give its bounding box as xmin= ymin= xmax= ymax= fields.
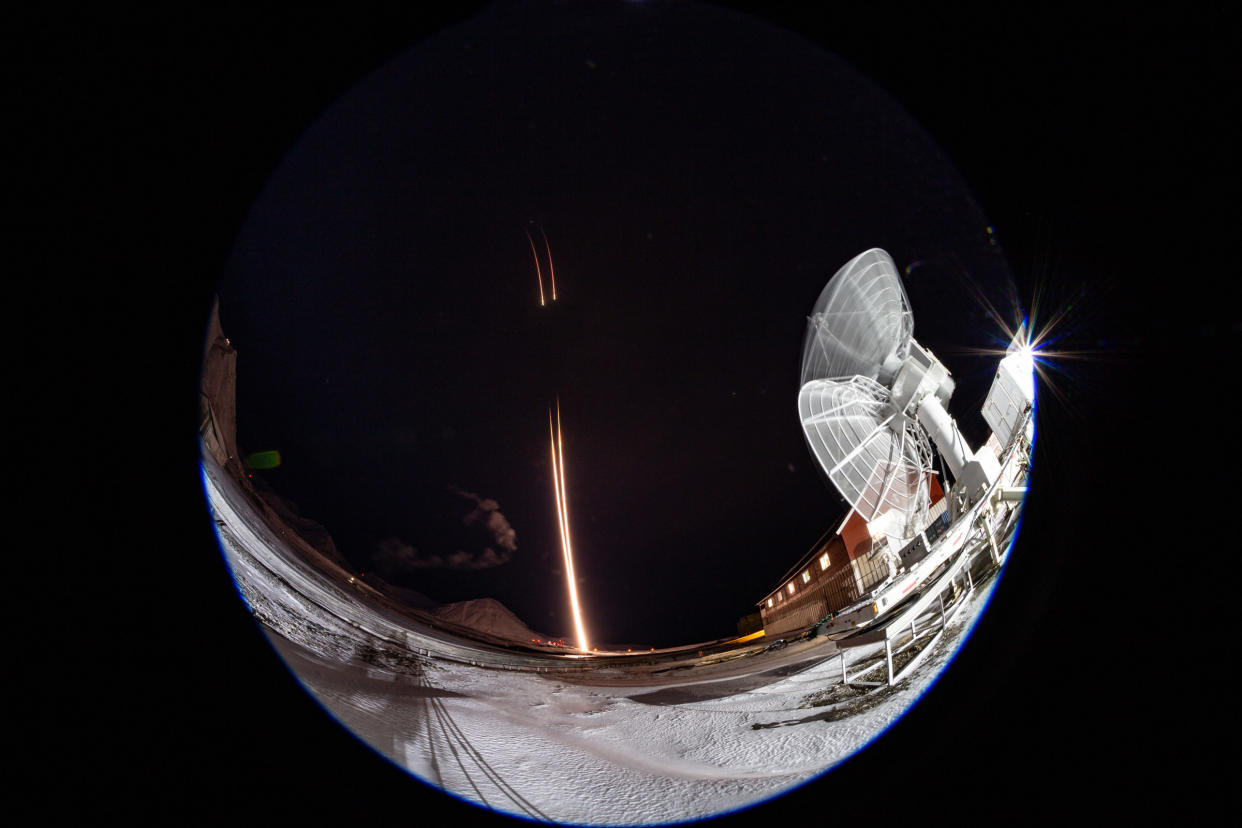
xmin=526 ymin=227 xmax=545 ymax=306
xmin=540 ymin=226 xmax=557 ymax=301
xmin=549 ymin=400 xmax=590 ymax=652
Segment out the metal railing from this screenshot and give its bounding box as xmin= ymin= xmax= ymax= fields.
xmin=838 ymin=559 xmax=976 ymax=687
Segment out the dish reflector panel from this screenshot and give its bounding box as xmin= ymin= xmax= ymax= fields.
xmin=798 ymin=376 xmax=927 ymax=522
xmin=800 ymin=248 xmax=913 ymax=386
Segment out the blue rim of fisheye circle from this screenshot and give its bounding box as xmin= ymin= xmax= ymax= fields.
xmin=195 ymin=350 xmax=1038 ymax=826
xmin=199 ymin=450 xmax=543 ymax=822
xmin=713 ymin=354 xmax=1039 ymax=826
xmin=200 ymin=456 xmax=253 ymax=615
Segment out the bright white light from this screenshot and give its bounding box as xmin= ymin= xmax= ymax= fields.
xmin=550 ymin=401 xmax=590 ymax=653
xmin=1012 ymin=339 xmax=1037 ymax=377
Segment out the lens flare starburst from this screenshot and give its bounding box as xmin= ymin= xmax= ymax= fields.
xmin=934 ymin=245 xmax=1110 ymax=426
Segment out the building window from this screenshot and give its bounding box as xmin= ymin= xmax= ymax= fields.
xmin=767 ymin=598 xmax=773 ymax=608
xmin=820 ymin=552 xmax=830 ymax=570
xmin=787 ymin=583 xmax=795 ymax=595
xmin=802 ymin=570 xmax=810 ymax=583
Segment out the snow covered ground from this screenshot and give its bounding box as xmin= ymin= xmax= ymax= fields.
xmin=203 ymin=454 xmax=1001 ymax=825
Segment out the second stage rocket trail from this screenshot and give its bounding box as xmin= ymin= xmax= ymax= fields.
xmin=527 ymin=223 xmax=558 ymax=307
xmin=541 ymin=226 xmax=557 ymax=301
xmin=525 ymin=227 xmax=545 ymax=306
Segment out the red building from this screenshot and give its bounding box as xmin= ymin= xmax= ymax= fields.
xmin=759 ymin=475 xmax=945 ymax=637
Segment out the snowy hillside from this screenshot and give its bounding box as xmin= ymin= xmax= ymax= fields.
xmin=432 ymin=597 xmax=560 ymax=645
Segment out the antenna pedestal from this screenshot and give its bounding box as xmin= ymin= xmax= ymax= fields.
xmin=915 ymin=395 xmax=972 ymax=478
xmin=916 ymin=394 xmax=999 ymax=513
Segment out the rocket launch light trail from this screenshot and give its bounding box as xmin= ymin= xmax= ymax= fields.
xmin=526 ymin=227 xmax=545 ymax=306
xmin=541 ymin=226 xmax=557 ymax=301
xmin=549 ymin=400 xmax=590 ymax=652
xmin=527 ymin=223 xmax=558 ymax=306
xmin=532 ymin=223 xmax=584 ymax=649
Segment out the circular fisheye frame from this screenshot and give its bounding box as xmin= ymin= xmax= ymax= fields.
xmin=199 ymin=2 xmax=1034 ymax=824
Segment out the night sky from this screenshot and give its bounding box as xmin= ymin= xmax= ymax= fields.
xmin=215 ymin=0 xmax=1018 ymax=647
xmin=25 ymin=1 xmax=1230 ymax=823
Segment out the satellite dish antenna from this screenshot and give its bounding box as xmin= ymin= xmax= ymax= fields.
xmin=798 ymin=249 xmax=998 ymax=541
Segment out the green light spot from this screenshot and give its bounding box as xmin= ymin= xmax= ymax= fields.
xmin=245 ymin=450 xmax=282 ymax=470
